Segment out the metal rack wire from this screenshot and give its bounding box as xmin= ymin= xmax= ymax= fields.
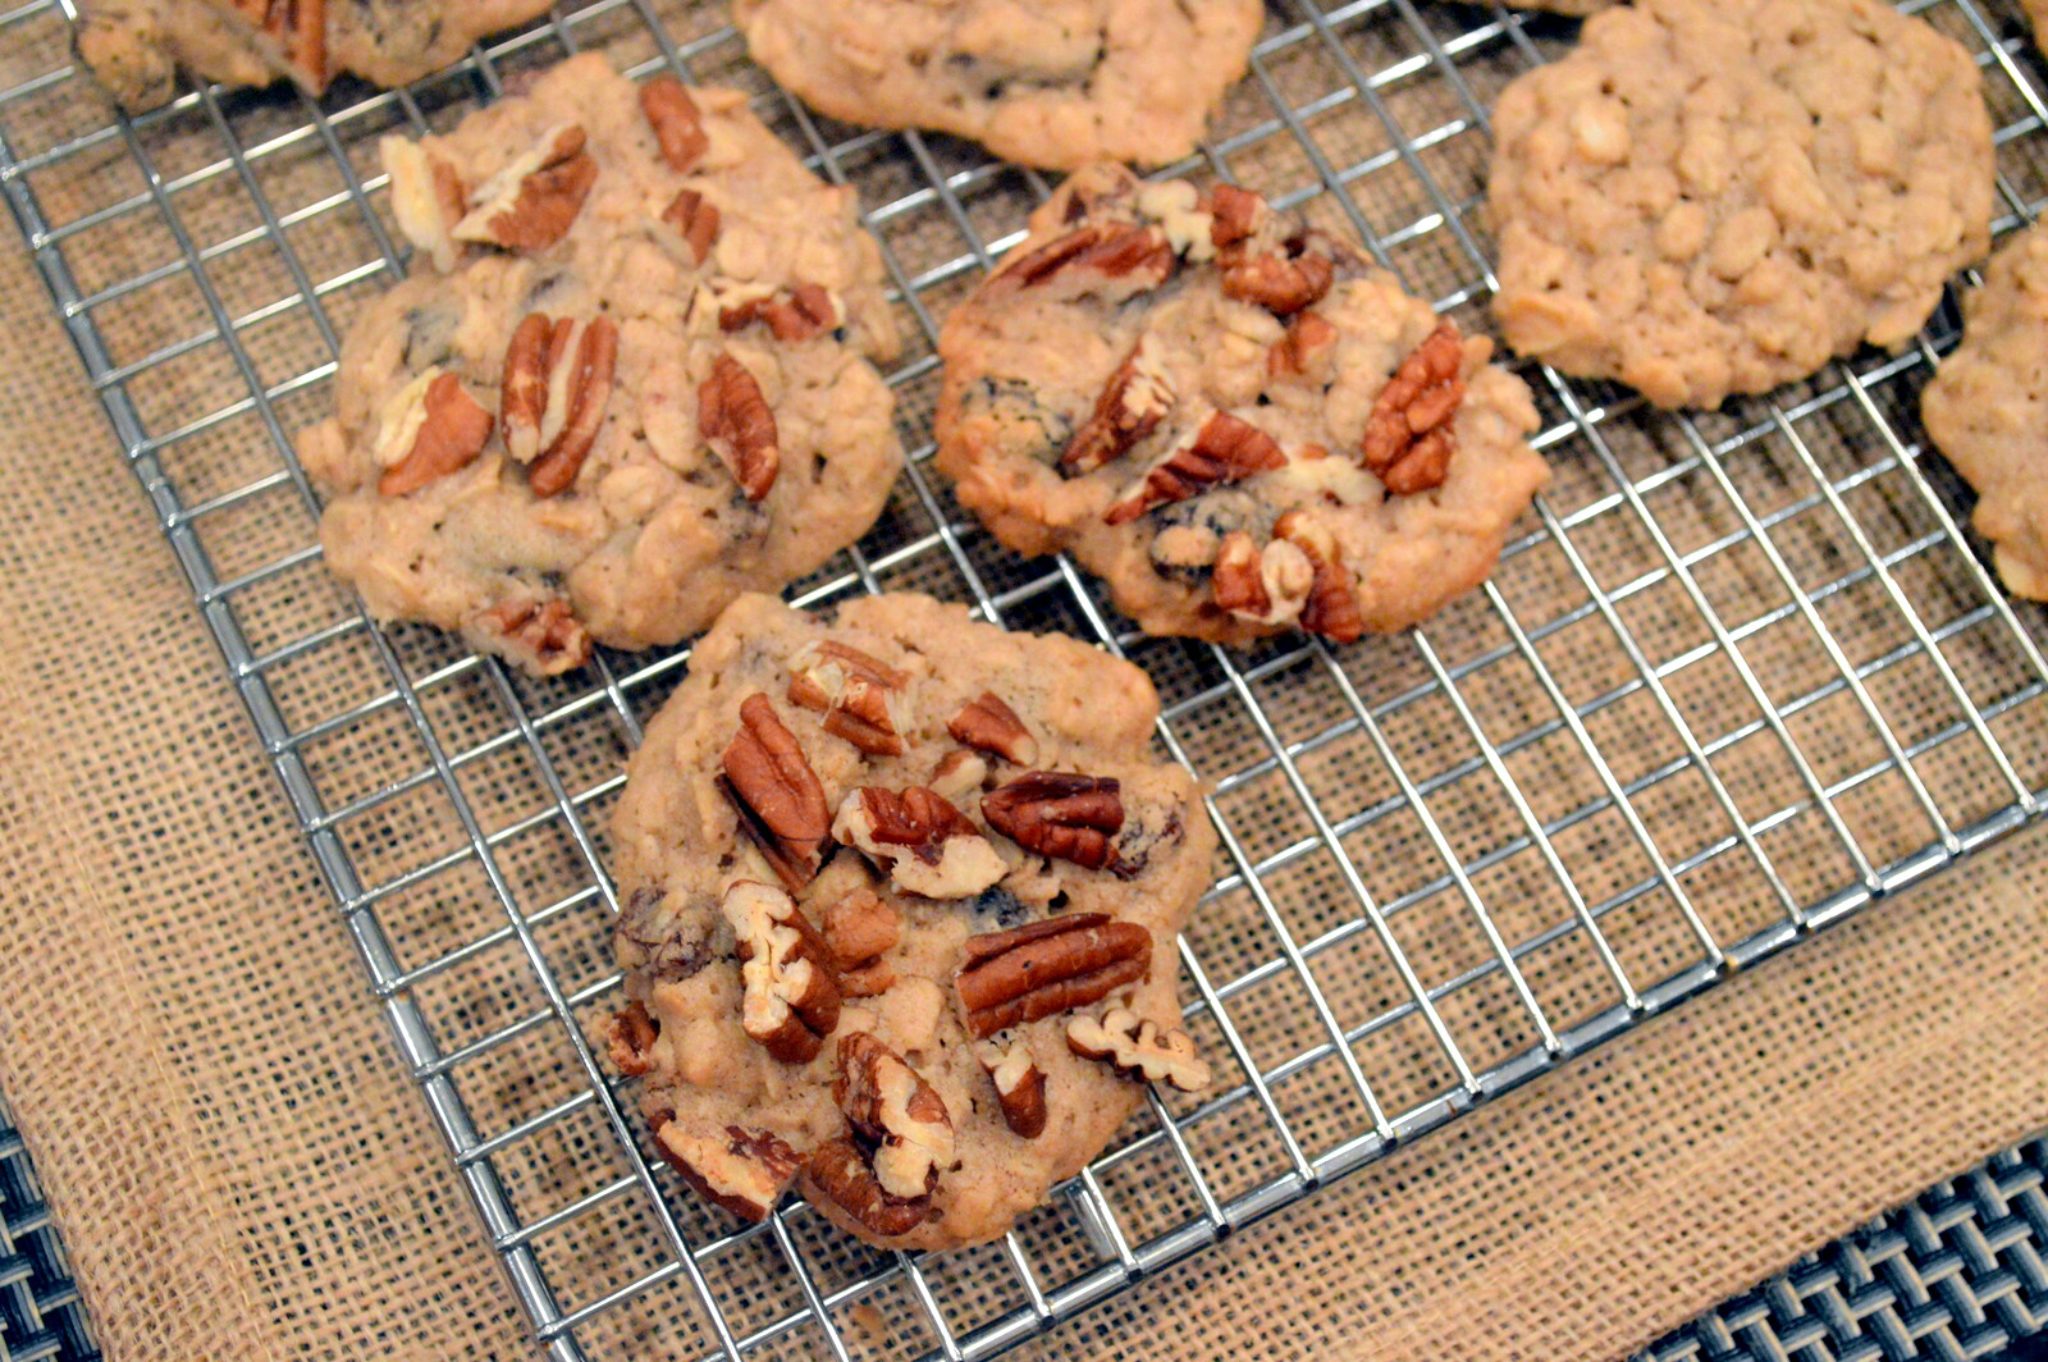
xmin=3 ymin=0 xmax=2048 ymax=1357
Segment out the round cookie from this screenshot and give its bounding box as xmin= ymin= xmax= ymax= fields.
xmin=607 ymin=592 xmax=1216 ymax=1251
xmin=75 ymin=0 xmax=557 ymax=111
xmin=1922 ymin=223 xmax=2048 ymax=600
xmin=1488 ymin=0 xmax=1993 ymax=411
xmin=934 ymin=164 xmax=1549 ymax=647
xmin=729 ymin=0 xmax=1264 ymax=171
xmin=297 ymin=54 xmax=903 ymax=676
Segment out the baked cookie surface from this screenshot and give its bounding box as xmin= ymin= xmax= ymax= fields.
xmin=74 ymin=0 xmax=555 ymax=111
xmin=730 ymin=0 xmax=1263 ymax=170
xmin=608 ymin=592 xmax=1216 ymax=1250
xmin=1489 ymin=0 xmax=1992 ymax=410
xmin=1922 ymin=224 xmax=2048 ymax=601
xmin=297 ymin=54 xmax=902 ymax=676
xmin=934 ymin=165 xmax=1548 ymax=647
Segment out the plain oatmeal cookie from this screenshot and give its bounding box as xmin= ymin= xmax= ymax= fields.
xmin=1921 ymin=223 xmax=2048 ymax=601
xmin=1488 ymin=0 xmax=1992 ymax=410
xmin=729 ymin=0 xmax=1263 ymax=170
xmin=934 ymin=164 xmax=1550 ymax=646
xmin=74 ymin=0 xmax=555 ymax=111
xmin=297 ymin=54 xmax=903 ymax=676
xmin=607 ymin=592 xmax=1216 ymax=1250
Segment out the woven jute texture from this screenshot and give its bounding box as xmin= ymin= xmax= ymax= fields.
xmin=2 ymin=0 xmax=2048 ymax=1358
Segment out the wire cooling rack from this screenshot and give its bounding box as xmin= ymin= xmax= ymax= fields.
xmin=5 ymin=0 xmax=2048 ymax=1357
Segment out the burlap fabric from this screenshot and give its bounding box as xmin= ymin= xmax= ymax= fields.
xmin=2 ymin=2 xmax=2047 ymax=1359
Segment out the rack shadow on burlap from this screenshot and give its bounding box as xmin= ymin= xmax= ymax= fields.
xmin=4 ymin=0 xmax=2048 ymax=1358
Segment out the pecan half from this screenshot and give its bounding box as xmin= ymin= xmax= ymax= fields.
xmin=606 ymin=999 xmax=658 ymax=1076
xmin=232 ymin=0 xmax=327 ymax=88
xmin=1274 ymin=512 xmax=1363 ymax=644
xmin=982 ymin=772 xmax=1129 ymax=872
xmin=377 ymin=370 xmax=494 ymax=496
xmin=478 ymin=597 xmax=590 ymax=675
xmin=1061 ymin=338 xmax=1175 ymax=475
xmin=835 ymin=1032 xmax=955 ymax=1200
xmin=1268 ymin=311 xmax=1339 ymax=378
xmin=820 ymin=887 xmax=900 ymax=997
xmin=1221 ymin=231 xmax=1338 ymax=316
xmin=947 ymin=692 xmax=1038 ymax=766
xmin=720 ymin=694 xmax=830 ymax=892
xmin=1208 ymin=183 xmax=1266 ymax=249
xmin=699 ymin=354 xmax=780 ymax=502
xmin=1103 ymin=411 xmax=1285 ymax=526
xmin=998 ymin=222 xmax=1177 ymax=294
xmin=1211 ymin=530 xmax=1314 ymax=628
xmin=721 ymin=284 xmax=839 ymax=343
xmin=502 ymin=315 xmax=619 ymax=497
xmin=381 ymin=137 xmax=467 ymax=273
xmin=975 ymin=1036 xmax=1048 ymax=1138
xmin=453 ymin=124 xmax=597 ymax=253
xmin=956 ymin=912 xmax=1153 ymax=1040
xmin=641 ymin=76 xmax=710 ymax=173
xmin=722 ymin=880 xmax=841 ymax=1064
xmin=654 ymin=1118 xmax=803 ymax=1222
xmin=833 ymin=787 xmax=1006 ymax=899
xmin=807 ymin=1136 xmax=929 ymax=1237
xmin=787 ymin=640 xmax=911 ymax=756
xmin=1068 ymin=1007 xmax=1211 ymax=1092
xmin=662 ymin=187 xmax=721 ymax=265
xmin=1362 ymin=321 xmax=1464 ymax=495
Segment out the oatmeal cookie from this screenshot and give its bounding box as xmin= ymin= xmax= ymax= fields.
xmin=1922 ymin=223 xmax=2048 ymax=600
xmin=73 ymin=0 xmax=556 ymax=111
xmin=1489 ymin=0 xmax=1993 ymax=411
xmin=297 ymin=54 xmax=903 ymax=676
xmin=934 ymin=164 xmax=1549 ymax=646
xmin=730 ymin=0 xmax=1263 ymax=170
xmin=607 ymin=592 xmax=1216 ymax=1251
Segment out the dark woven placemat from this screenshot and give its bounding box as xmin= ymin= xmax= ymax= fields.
xmin=0 ymin=1093 xmax=98 ymax=1362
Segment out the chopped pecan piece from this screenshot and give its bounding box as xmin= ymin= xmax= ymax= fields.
xmin=1104 ymin=411 xmax=1286 ymax=526
xmin=606 ymin=999 xmax=658 ymax=1076
xmin=947 ymin=692 xmax=1038 ymax=766
xmin=1268 ymin=311 xmax=1339 ymax=378
xmin=381 ymin=137 xmax=467 ymax=273
xmin=1362 ymin=321 xmax=1465 ymax=495
xmin=500 ymin=315 xmax=619 ymax=497
xmin=982 ymin=772 xmax=1129 ymax=872
xmin=820 ymin=887 xmax=900 ymax=997
xmin=1221 ymin=231 xmax=1338 ymax=316
xmin=975 ymin=1036 xmax=1048 ymax=1138
xmin=833 ymin=787 xmax=1006 ymax=899
xmin=1211 ymin=530 xmax=1314 ymax=628
xmin=1068 ymin=1007 xmax=1211 ymax=1092
xmin=998 ymin=222 xmax=1176 ymax=294
xmin=1274 ymin=512 xmax=1363 ymax=644
xmin=1208 ymin=183 xmax=1266 ymax=249
xmin=654 ymin=1118 xmax=803 ymax=1222
xmin=721 ymin=284 xmax=839 ymax=343
xmin=232 ymin=0 xmax=327 ymax=88
xmin=927 ymin=749 xmax=990 ymax=804
xmin=376 ymin=370 xmax=493 ymax=496
xmin=453 ymin=124 xmax=597 ymax=253
xmin=722 ymin=880 xmax=842 ymax=1064
xmin=955 ymin=912 xmax=1153 ymax=1039
xmin=807 ymin=1136 xmax=930 ymax=1237
xmin=835 ymin=1032 xmax=955 ymax=1200
xmin=719 ymin=694 xmax=831 ymax=892
xmin=662 ymin=187 xmax=722 ymax=265
xmin=1061 ymin=338 xmax=1175 ymax=474
xmin=478 ymin=597 xmax=590 ymax=675
xmin=787 ymin=640 xmax=911 ymax=756
xmin=641 ymin=76 xmax=710 ymax=173
xmin=699 ymin=354 xmax=780 ymax=502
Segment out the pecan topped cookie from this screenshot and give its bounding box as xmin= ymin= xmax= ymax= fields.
xmin=297 ymin=54 xmax=902 ymax=675
xmin=73 ymin=0 xmax=557 ymax=111
xmin=608 ymin=592 xmax=1215 ymax=1250
xmin=935 ymin=164 xmax=1550 ymax=646
xmin=730 ymin=0 xmax=1263 ymax=170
